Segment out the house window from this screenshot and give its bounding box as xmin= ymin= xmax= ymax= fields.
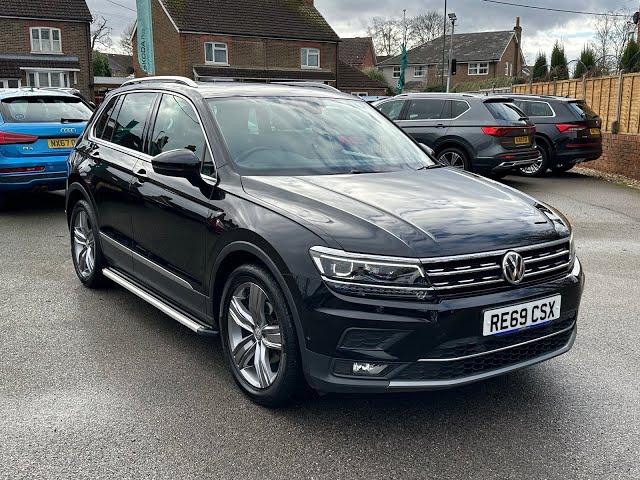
xmin=505 ymin=62 xmax=510 ymax=76
xmin=392 ymin=66 xmax=401 ymax=78
xmin=205 ymin=43 xmax=228 ymax=64
xmin=301 ymin=48 xmax=320 ymax=68
xmin=26 ymin=71 xmax=71 ymax=88
xmin=436 ymin=63 xmax=448 ymax=77
xmin=30 ymin=27 xmax=62 ymax=53
xmin=414 ymin=65 xmax=426 ymax=77
xmin=468 ymin=62 xmax=489 ymax=75
xmin=0 ymin=79 xmax=21 ymax=88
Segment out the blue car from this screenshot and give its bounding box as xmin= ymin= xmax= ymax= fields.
xmin=0 ymin=89 xmax=93 ymax=194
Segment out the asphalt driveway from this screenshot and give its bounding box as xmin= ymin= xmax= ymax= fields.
xmin=1 ymin=172 xmax=639 ymax=479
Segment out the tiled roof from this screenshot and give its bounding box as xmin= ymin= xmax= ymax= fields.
xmin=337 ymin=61 xmax=387 ymax=90
xmin=0 ymin=54 xmax=80 ymax=78
xmin=193 ymin=65 xmax=335 ymax=81
xmin=0 ymin=0 xmax=91 ymax=22
xmin=161 ymin=0 xmax=339 ymax=42
xmin=339 ymin=38 xmax=375 ymax=66
xmin=379 ymin=31 xmax=515 ymax=66
xmin=105 ymin=54 xmax=133 ymax=76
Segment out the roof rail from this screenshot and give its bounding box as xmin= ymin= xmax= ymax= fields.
xmin=273 ymin=81 xmax=341 ymax=92
xmin=121 ymin=76 xmax=198 ymax=88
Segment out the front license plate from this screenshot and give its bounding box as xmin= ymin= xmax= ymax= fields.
xmin=514 ymin=136 xmax=529 ymax=145
xmin=589 ymin=128 xmax=601 ymax=135
xmin=48 ymin=138 xmax=76 ymax=149
xmin=483 ymin=295 xmax=561 ymax=336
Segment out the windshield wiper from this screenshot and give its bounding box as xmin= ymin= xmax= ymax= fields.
xmin=416 ymin=164 xmax=442 ymax=170
xmin=60 ymin=118 xmax=86 ymax=123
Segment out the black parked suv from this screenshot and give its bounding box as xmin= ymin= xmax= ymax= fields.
xmin=505 ymin=94 xmax=602 ymax=176
xmin=373 ymin=93 xmax=542 ymax=177
xmin=66 ymin=77 xmax=584 ymax=407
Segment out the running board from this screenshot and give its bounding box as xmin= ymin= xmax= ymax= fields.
xmin=102 ymin=268 xmax=218 ymax=336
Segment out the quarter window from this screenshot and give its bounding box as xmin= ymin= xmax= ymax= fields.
xmin=414 ymin=65 xmax=425 ymax=77
xmin=301 ymin=48 xmax=320 ymax=68
xmin=30 ymin=27 xmax=62 ymax=53
xmin=111 ymin=93 xmax=157 ymax=153
xmin=468 ymin=62 xmax=489 ymax=75
xmin=94 ymin=96 xmax=121 ymax=141
xmin=451 ymin=100 xmax=470 ymax=118
xmin=406 ymin=99 xmax=446 ymax=120
xmin=205 ymin=42 xmax=228 ymax=64
xmin=378 ymin=100 xmax=404 ymax=120
xmin=150 ymin=94 xmax=214 ymax=176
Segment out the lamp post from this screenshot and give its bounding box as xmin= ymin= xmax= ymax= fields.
xmin=441 ymin=0 xmax=447 ymax=86
xmin=446 ymin=13 xmax=456 ymax=93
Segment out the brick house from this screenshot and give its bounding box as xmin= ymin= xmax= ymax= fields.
xmin=339 ymin=37 xmax=377 ymax=69
xmin=0 ymin=0 xmax=93 ymax=98
xmin=378 ymin=19 xmax=524 ymax=91
xmin=132 ymin=0 xmax=341 ymax=86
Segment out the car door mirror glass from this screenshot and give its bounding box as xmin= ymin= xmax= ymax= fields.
xmin=152 ymin=148 xmax=201 ymax=178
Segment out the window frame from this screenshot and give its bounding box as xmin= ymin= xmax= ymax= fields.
xmin=30 ymin=27 xmax=62 ymax=54
xmin=204 ymin=42 xmax=229 ymax=65
xmin=392 ymin=66 xmax=401 ymax=78
xmin=301 ymin=47 xmax=321 ymax=69
xmin=26 ymin=70 xmax=71 ymax=88
xmin=0 ymin=78 xmax=21 ymax=88
xmin=414 ymin=65 xmax=426 ymax=77
xmin=468 ymin=62 xmax=489 ymax=75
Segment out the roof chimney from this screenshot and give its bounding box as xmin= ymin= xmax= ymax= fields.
xmin=513 ymin=17 xmax=522 ymax=77
xmin=304 ymin=0 xmax=314 ymax=6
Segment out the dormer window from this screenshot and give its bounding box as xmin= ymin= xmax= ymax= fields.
xmin=30 ymin=27 xmax=62 ymax=54
xmin=205 ymin=42 xmax=228 ymax=64
xmin=301 ymin=48 xmax=320 ymax=68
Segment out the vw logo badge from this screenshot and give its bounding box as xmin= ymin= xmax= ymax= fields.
xmin=502 ymin=251 xmax=525 ymax=284
xmin=60 ymin=127 xmax=77 ymax=134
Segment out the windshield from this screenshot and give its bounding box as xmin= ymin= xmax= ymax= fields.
xmin=0 ymin=96 xmax=92 ymax=123
xmin=207 ymin=96 xmax=436 ymax=176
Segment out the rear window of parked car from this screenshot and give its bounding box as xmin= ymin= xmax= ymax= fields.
xmin=567 ymin=101 xmax=599 ymax=120
xmin=0 ymin=96 xmax=92 ymax=123
xmin=485 ymin=101 xmax=525 ymax=121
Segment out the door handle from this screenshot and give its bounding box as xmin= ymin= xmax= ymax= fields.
xmin=436 ymin=124 xmax=446 ymax=128
xmin=134 ymin=167 xmax=147 ymax=177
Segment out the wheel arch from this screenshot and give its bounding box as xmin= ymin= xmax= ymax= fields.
xmin=66 ymin=176 xmax=95 ymax=227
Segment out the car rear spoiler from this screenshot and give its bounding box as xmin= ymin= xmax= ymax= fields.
xmin=482 ymin=96 xmax=514 ymax=103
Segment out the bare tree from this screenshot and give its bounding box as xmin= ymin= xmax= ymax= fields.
xmin=367 ymin=17 xmax=401 ymax=56
xmin=408 ymin=11 xmax=445 ymax=47
xmin=91 ymin=15 xmax=113 ymax=51
xmin=592 ymin=10 xmax=634 ymax=73
xmin=118 ymin=22 xmax=135 ymax=56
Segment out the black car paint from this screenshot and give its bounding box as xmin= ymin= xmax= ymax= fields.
xmin=66 ymin=82 xmax=584 ymax=394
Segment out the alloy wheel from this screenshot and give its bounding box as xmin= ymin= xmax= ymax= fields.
xmin=519 ymin=157 xmax=544 ymax=175
xmin=438 ymin=151 xmax=466 ymax=168
xmin=227 ymin=282 xmax=282 ymax=389
xmin=72 ymin=210 xmax=95 ymax=279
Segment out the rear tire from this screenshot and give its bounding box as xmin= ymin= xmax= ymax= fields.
xmin=70 ymin=199 xmax=104 ymax=288
xmin=437 ymin=147 xmax=471 ymax=171
xmin=220 ymin=263 xmax=306 ymax=408
xmin=551 ymin=164 xmax=576 ymax=173
xmin=518 ymin=144 xmax=550 ymax=177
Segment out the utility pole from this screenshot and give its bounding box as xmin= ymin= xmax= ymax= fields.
xmin=441 ymin=0 xmax=447 ymax=86
xmin=446 ymin=13 xmax=456 ymax=93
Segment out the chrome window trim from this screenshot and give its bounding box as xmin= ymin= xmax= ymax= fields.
xmin=100 ymin=232 xmax=194 ymax=291
xmin=417 ymin=322 xmax=575 ymax=362
xmin=88 ymin=88 xmax=218 ymax=181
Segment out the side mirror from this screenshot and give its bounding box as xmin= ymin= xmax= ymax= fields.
xmin=419 ymin=143 xmax=435 ymax=157
xmin=152 ymin=148 xmax=201 ymax=178
xmin=89 ymin=101 xmax=96 ymax=109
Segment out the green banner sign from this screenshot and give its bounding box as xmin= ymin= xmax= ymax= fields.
xmin=136 ymin=0 xmax=156 ymax=75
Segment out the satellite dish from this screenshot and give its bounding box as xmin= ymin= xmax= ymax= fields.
xmin=126 ymin=66 xmax=135 ymax=75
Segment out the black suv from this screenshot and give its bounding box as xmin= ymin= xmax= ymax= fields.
xmin=373 ymin=93 xmax=542 ymax=177
xmin=505 ymin=94 xmax=602 ymax=176
xmin=66 ymin=77 xmax=584 ymax=407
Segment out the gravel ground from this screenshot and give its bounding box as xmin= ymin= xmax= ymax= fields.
xmin=573 ymin=166 xmax=640 ymax=190
xmin=1 ymin=171 xmax=639 ymax=479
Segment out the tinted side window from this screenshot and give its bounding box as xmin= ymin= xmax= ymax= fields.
xmin=94 ymin=96 xmax=119 ymax=140
xmin=378 ymin=100 xmax=404 ymax=120
xmin=111 ymin=93 xmax=156 ymax=152
xmin=406 ymin=99 xmax=446 ymax=120
xmin=485 ymin=102 xmax=524 ymax=121
xmin=149 ymin=94 xmax=213 ymax=176
xmin=451 ymin=100 xmax=470 ymax=118
xmin=514 ymin=100 xmax=553 ymax=117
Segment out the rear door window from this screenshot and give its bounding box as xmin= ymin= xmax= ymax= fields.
xmin=485 ymin=101 xmax=525 ymax=121
xmin=149 ymin=94 xmax=214 ymax=176
xmin=406 ymin=99 xmax=446 ymax=120
xmin=111 ymin=93 xmax=157 ymax=153
xmin=377 ymin=100 xmax=405 ymax=120
xmin=0 ymin=96 xmax=92 ymax=123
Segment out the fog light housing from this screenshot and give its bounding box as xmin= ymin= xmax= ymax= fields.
xmin=353 ymin=362 xmax=387 ymax=375
xmin=333 ymin=360 xmax=394 ymax=377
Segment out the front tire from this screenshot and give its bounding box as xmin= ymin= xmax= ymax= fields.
xmin=70 ymin=199 xmax=104 ymax=288
xmin=220 ymin=263 xmax=305 ymax=408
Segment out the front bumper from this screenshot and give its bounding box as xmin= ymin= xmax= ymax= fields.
xmin=296 ymin=258 xmax=584 ymax=394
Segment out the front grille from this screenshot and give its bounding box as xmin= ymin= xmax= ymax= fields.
xmin=393 ymin=327 xmax=574 ymax=381
xmin=424 ymin=315 xmax=575 ymax=360
xmin=422 ymin=238 xmax=571 ymax=297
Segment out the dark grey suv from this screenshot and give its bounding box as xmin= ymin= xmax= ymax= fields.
xmin=373 ymin=93 xmax=541 ymax=177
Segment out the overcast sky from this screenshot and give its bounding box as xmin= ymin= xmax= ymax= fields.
xmin=89 ymin=0 xmax=639 ymax=63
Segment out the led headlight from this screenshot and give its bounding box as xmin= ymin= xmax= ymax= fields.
xmin=309 ymin=246 xmax=431 ymax=299
xmin=538 ymin=203 xmax=576 ymax=266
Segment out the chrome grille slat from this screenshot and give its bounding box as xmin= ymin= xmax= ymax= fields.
xmin=427 ymin=264 xmax=500 ymax=277
xmin=524 ymin=249 xmax=569 ymax=263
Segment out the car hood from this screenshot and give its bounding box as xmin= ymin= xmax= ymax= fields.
xmin=241 ymin=168 xmax=565 ymax=258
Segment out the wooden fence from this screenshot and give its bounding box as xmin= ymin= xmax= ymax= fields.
xmin=512 ymin=73 xmax=640 ymax=135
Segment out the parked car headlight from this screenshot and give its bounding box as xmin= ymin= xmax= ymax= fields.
xmin=309 ymin=246 xmax=431 ymax=299
xmin=537 ymin=203 xmax=576 ymax=266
